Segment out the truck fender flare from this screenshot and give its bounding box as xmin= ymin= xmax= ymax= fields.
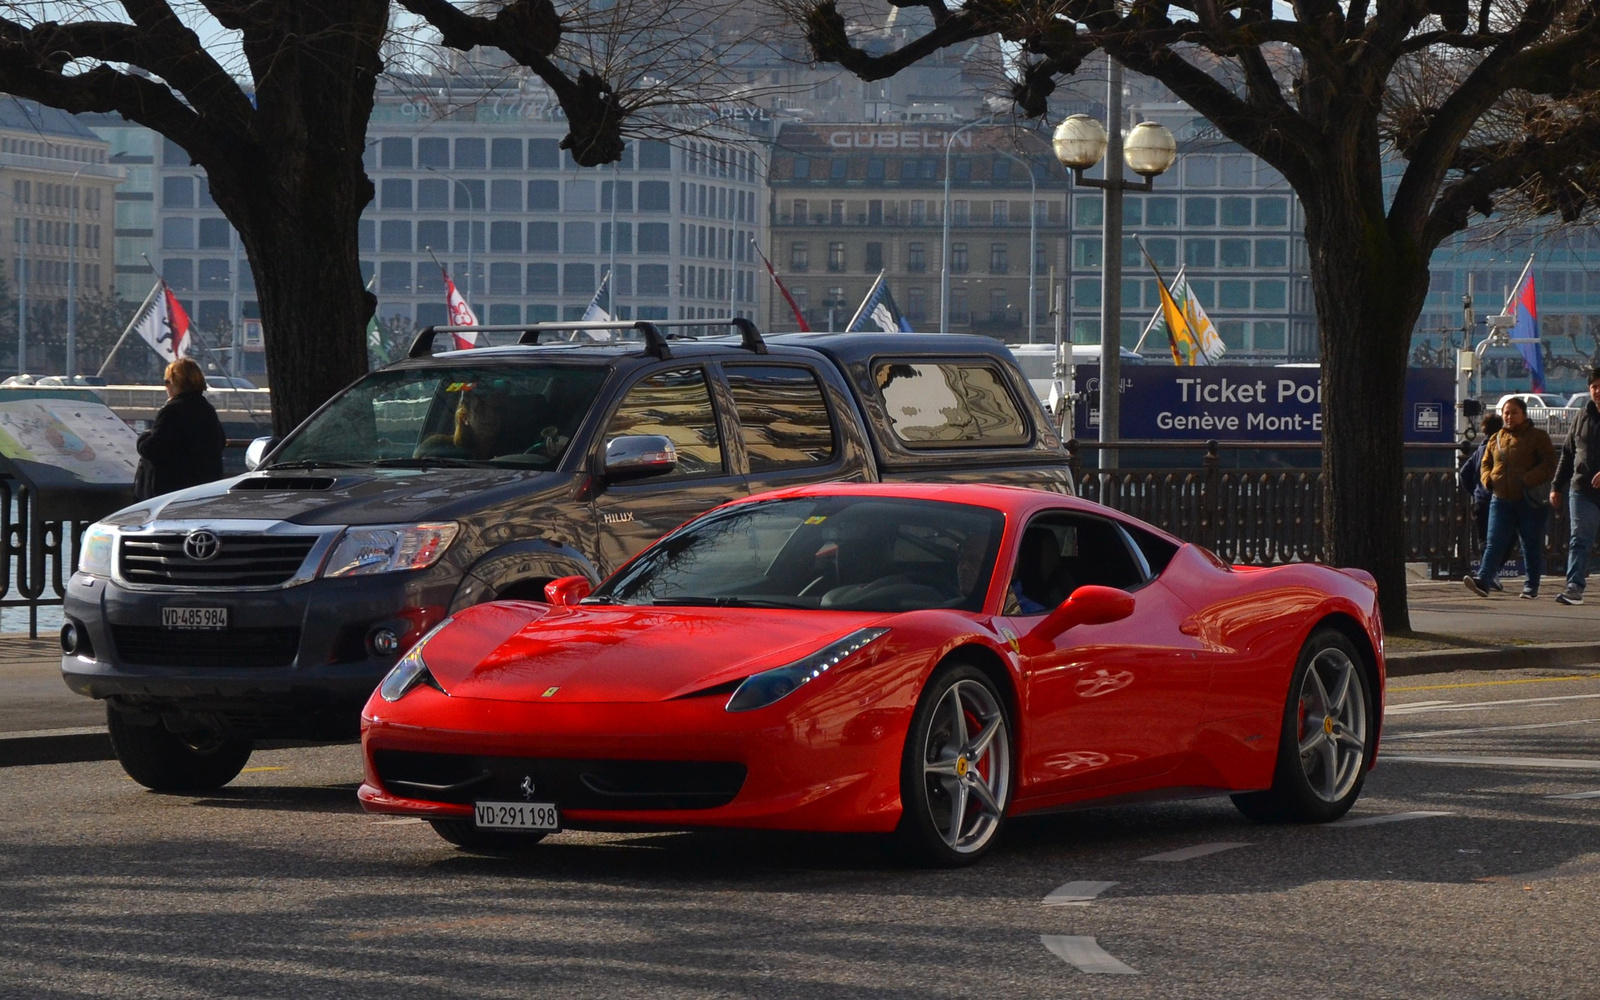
xmin=450 ymin=539 xmax=602 ymax=612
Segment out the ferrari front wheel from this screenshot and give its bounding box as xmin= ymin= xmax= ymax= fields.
xmin=428 ymin=819 xmax=548 ymax=853
xmin=1232 ymin=628 xmax=1373 ymax=824
xmin=896 ymin=662 xmax=1013 ymax=867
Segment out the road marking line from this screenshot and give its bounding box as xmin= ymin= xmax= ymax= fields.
xmin=1042 ymin=880 xmax=1117 ymax=906
xmin=1387 ymin=700 xmax=1452 ymax=710
xmin=1390 ymin=673 xmax=1600 ymax=694
xmin=1040 ymin=935 xmax=1140 ymax=974
xmin=1385 ymin=692 xmax=1600 ymax=716
xmin=1331 ymin=810 xmax=1453 ymax=827
xmin=373 ymin=817 xmax=424 ymax=825
xmin=240 ymin=766 xmax=286 ymax=773
xmin=1547 ymin=790 xmax=1600 ymax=799
xmin=1385 ymin=754 xmax=1600 ymax=771
xmin=1385 ymin=718 xmax=1600 ymax=741
xmin=1140 ymin=842 xmax=1252 ymax=862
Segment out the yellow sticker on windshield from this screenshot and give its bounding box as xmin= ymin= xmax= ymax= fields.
xmin=445 ymin=382 xmax=475 ymax=393
xmin=803 ymin=515 xmax=828 ymax=525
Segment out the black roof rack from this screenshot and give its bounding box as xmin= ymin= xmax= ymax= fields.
xmin=409 ymin=319 xmax=768 ymax=361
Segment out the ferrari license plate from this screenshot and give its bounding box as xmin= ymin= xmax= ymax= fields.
xmin=162 ymin=606 xmax=228 ymax=629
xmin=474 ymin=801 xmax=560 ymax=831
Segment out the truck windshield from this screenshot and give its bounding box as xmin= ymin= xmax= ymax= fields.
xmin=271 ymin=365 xmax=608 ymax=469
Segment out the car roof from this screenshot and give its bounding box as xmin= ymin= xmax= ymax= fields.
xmin=728 ymin=481 xmax=1119 ymax=519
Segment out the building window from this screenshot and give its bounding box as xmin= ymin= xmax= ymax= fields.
xmin=908 ymin=243 xmax=926 ymax=272
xmin=198 ymin=259 xmax=230 ymax=291
xmin=1219 ymin=238 xmax=1252 ymax=268
xmin=1220 ymin=197 xmax=1253 ymax=226
xmin=1185 ymin=155 xmax=1217 ymax=187
xmin=992 ymin=201 xmax=1009 ymax=224
xmin=793 ymin=157 xmax=810 ymax=180
xmin=639 ymin=181 xmax=671 ymax=211
xmin=417 ymin=178 xmax=449 ymax=210
xmin=161 ymin=217 xmax=194 ymax=250
xmin=528 ymin=180 xmax=559 ymax=211
xmin=866 ymin=157 xmax=885 ymax=180
xmin=953 ymin=200 xmax=969 ymax=225
xmin=1221 ymin=155 xmax=1253 ymax=187
xmin=910 ymin=200 xmax=926 ymax=225
xmin=638 ymin=223 xmax=670 ymax=253
xmin=1034 ymin=242 xmax=1048 ymax=271
xmin=1257 ymin=196 xmax=1290 ymax=227
xmin=197 ymin=218 xmax=231 ymax=249
xmin=1253 ymin=320 xmax=1286 ymax=350
xmin=1254 ymin=280 xmax=1287 ymax=309
xmin=454 ymin=137 xmax=486 ymax=170
xmin=418 ymin=137 xmax=449 ymax=168
xmin=491 ymin=137 xmax=523 ymax=170
xmin=1146 ymin=238 xmax=1177 ymax=269
xmin=527 ymin=263 xmax=559 ymax=295
xmin=1146 ymin=197 xmax=1178 ymax=226
xmin=830 ymin=200 xmax=844 ymax=224
xmin=989 ymin=289 xmax=1008 ymax=322
xmin=1218 ymin=279 xmax=1251 ymax=309
xmin=1185 ymin=239 xmax=1215 ymax=267
xmin=865 ymin=242 xmax=883 ymax=271
xmin=951 ymin=243 xmax=969 ymax=274
xmin=417 ymin=220 xmax=448 ymax=250
xmin=490 ymin=179 xmax=521 ymax=212
xmin=380 ymin=137 xmax=412 ymax=169
xmin=601 ymin=181 xmax=633 ymax=212
xmin=1256 ymin=239 xmax=1288 ymax=268
xmin=829 ymin=158 xmax=847 ymax=181
xmin=490 ymin=221 xmax=522 ymax=253
xmin=827 ymin=242 xmax=845 ymax=272
xmin=639 ymin=140 xmax=672 ymax=169
xmin=790 ymin=243 xmax=809 ymax=271
xmin=950 ymin=288 xmax=969 ymax=323
xmin=380 ymin=179 xmax=412 ymax=210
xmin=907 ymin=287 xmax=927 ymax=323
xmin=1074 ymin=196 xmax=1103 ymax=227
xmin=989 ymin=243 xmax=1008 ymax=274
xmin=1185 ymin=197 xmax=1216 ymax=227
xmin=489 ymin=261 xmax=521 ymax=295
xmin=792 ymin=199 xmax=808 ymax=224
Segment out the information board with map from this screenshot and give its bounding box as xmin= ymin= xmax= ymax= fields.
xmin=0 ymin=399 xmax=139 ymax=519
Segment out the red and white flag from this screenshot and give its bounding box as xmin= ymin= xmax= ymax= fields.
xmin=442 ymin=268 xmax=479 ymax=350
xmin=130 ymin=280 xmax=192 ymax=363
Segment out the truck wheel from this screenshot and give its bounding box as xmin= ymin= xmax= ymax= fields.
xmin=107 ymin=705 xmax=254 ymax=792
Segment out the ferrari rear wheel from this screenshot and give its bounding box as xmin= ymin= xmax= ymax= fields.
xmin=1232 ymin=628 xmax=1372 ymax=824
xmin=428 ymin=819 xmax=548 ymax=852
xmin=896 ymin=662 xmax=1013 ymax=867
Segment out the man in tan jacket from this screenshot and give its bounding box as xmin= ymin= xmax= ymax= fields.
xmin=1465 ymin=396 xmax=1558 ymax=599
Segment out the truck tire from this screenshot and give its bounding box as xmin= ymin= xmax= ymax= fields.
xmin=107 ymin=705 xmax=254 ymax=792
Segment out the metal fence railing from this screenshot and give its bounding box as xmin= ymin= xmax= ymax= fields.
xmin=1066 ymin=439 xmax=1570 ymax=577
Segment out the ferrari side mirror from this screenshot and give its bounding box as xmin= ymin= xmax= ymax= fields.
xmin=544 ymin=575 xmax=593 ymax=607
xmin=1027 ymin=585 xmax=1135 ymax=644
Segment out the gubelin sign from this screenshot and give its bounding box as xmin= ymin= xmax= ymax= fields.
xmin=826 ymin=130 xmax=973 ymax=150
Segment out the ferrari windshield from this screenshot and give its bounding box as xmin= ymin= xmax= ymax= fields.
xmin=271 ymin=365 xmax=608 ymax=470
xmin=589 ymin=496 xmax=1006 ymax=613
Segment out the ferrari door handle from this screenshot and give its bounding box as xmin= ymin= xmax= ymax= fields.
xmin=1179 ymin=618 xmax=1202 ymax=636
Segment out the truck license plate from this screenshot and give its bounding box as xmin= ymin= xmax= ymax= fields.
xmin=162 ymin=607 xmax=228 ymax=629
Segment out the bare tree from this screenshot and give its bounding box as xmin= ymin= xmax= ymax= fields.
xmin=0 ymin=1 xmax=773 ymax=434
xmin=794 ymin=0 xmax=1600 ymax=628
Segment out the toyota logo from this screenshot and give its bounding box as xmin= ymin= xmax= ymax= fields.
xmin=183 ymin=529 xmax=221 ymax=562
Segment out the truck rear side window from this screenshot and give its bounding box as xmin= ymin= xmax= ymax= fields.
xmin=604 ymin=368 xmax=726 ymax=477
xmin=874 ymin=361 xmax=1029 ymax=448
xmin=723 ymin=364 xmax=836 ymax=471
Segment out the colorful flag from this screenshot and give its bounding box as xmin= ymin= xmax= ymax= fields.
xmin=751 ymin=238 xmax=811 ymax=332
xmin=846 ymin=272 xmax=914 ymax=333
xmin=442 ymin=267 xmax=479 ymax=350
xmin=1172 ymin=270 xmax=1225 ymax=364
xmin=1502 ymin=257 xmax=1542 ymax=391
xmin=582 ymin=269 xmax=613 ymax=323
xmin=1135 ymin=241 xmax=1204 ymax=365
xmin=130 ymin=280 xmax=190 ymax=363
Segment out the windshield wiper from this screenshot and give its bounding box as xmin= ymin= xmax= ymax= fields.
xmin=650 ymin=596 xmax=799 ymax=608
xmin=371 ymin=457 xmax=497 ymax=469
xmin=264 ymin=460 xmax=362 ymax=470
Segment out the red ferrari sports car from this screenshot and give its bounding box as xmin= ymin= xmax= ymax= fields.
xmin=359 ymin=483 xmax=1384 ymax=866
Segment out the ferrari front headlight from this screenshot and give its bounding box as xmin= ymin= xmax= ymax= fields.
xmin=726 ymin=627 xmax=890 ymax=713
xmin=377 ymin=622 xmax=450 ymax=702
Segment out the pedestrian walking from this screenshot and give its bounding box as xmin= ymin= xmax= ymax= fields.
xmin=1459 ymin=412 xmax=1506 ymax=591
xmin=1552 ymin=366 xmax=1600 ymax=605
xmin=134 ymin=358 xmax=227 ymax=500
xmin=1465 ymin=396 xmax=1557 ymax=599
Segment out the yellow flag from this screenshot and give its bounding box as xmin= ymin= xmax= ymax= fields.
xmin=1155 ymin=275 xmax=1200 ymax=365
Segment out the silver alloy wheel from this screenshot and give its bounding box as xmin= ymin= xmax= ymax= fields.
xmin=921 ymin=678 xmax=1011 ymax=854
xmin=1296 ymin=647 xmax=1368 ymax=802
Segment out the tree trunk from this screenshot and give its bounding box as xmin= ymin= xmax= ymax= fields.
xmin=1302 ymin=195 xmax=1432 ymax=632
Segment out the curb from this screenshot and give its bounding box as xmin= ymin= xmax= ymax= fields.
xmin=1387 ymin=641 xmax=1600 ymax=677
xmin=0 ymin=727 xmax=111 ymax=768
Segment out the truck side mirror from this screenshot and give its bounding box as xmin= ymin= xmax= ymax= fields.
xmin=244 ymin=435 xmax=279 ymax=471
xmin=601 ymin=435 xmax=677 ymax=482
xmin=1025 ymin=585 xmax=1135 ymax=645
xmin=544 ymin=576 xmax=593 ymax=606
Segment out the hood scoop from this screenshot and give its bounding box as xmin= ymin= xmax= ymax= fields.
xmin=230 ymin=475 xmax=338 ymax=491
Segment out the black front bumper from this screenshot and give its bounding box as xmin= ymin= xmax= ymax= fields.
xmin=62 ymin=567 xmax=461 ymax=740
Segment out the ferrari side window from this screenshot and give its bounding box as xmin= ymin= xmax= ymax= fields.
xmin=1010 ymin=513 xmax=1147 ymax=611
xmin=603 ymin=367 xmax=726 ymax=477
xmin=1120 ymin=522 xmax=1179 ymax=576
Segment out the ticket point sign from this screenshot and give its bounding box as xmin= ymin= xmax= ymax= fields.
xmin=1070 ymin=365 xmax=1456 ymax=444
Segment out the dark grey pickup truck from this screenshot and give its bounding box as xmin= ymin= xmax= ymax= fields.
xmin=62 ymin=320 xmax=1074 ymax=790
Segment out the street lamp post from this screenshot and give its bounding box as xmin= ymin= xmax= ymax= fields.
xmin=941 ymin=116 xmax=992 ymax=333
xmin=65 ymin=163 xmax=88 ymax=377
xmin=995 ymin=149 xmax=1038 ymax=344
xmin=1051 ymin=59 xmax=1177 ymax=470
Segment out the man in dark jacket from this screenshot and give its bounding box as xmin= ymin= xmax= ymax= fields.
xmin=1459 ymin=412 xmax=1505 ymax=591
xmin=134 ymin=358 xmax=226 ymax=500
xmin=1552 ymin=366 xmax=1600 ymax=605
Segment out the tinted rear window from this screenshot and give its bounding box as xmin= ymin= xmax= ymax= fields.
xmin=724 ymin=364 xmax=836 ymax=472
xmin=874 ymin=360 xmax=1029 ymax=448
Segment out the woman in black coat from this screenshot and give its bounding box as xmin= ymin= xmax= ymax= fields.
xmin=134 ymin=358 xmax=227 ymax=500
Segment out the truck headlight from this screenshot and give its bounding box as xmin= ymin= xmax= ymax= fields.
xmin=726 ymin=627 xmax=890 ymax=712
xmin=78 ymin=523 xmax=115 ymax=577
xmin=323 ymin=523 xmax=459 ymax=578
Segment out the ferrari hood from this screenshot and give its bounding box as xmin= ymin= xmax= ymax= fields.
xmin=421 ymin=603 xmax=890 ymax=704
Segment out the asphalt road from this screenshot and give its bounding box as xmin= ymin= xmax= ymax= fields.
xmin=4 ymin=667 xmax=1600 ymax=999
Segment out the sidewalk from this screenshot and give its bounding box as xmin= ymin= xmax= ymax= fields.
xmin=4 ymin=577 xmax=1599 ymax=765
